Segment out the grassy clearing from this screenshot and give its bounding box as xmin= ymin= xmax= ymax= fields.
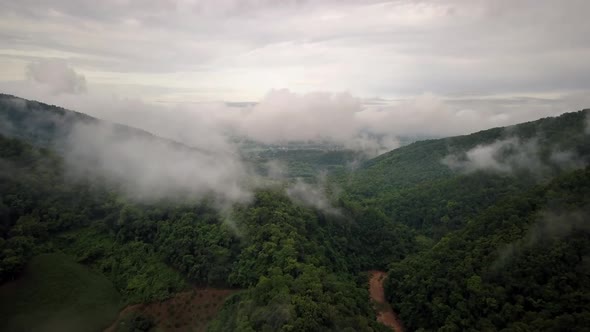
xmin=0 ymin=253 xmax=121 ymax=332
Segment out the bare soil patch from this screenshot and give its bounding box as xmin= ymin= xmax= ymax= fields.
xmin=105 ymin=287 xmax=237 ymax=332
xmin=368 ymin=270 xmax=404 ymax=332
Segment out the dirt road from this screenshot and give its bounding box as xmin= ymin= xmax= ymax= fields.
xmin=368 ymin=271 xmax=404 ymax=332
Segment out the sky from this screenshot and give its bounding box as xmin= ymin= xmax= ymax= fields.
xmin=0 ymin=0 xmax=589 ymax=148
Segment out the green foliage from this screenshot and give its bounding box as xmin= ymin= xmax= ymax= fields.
xmin=0 ymin=134 xmax=111 ymax=282
xmin=339 ymin=110 xmax=589 ymax=199
xmin=385 ymin=168 xmax=590 ymax=331
xmin=335 ymin=109 xmax=590 ymax=331
xmin=0 ymin=253 xmax=121 ymax=332
xmin=58 ymin=228 xmax=186 ymax=304
xmin=370 ymin=172 xmax=536 ymax=238
xmin=155 ymin=209 xmax=240 ymax=286
xmin=249 ymin=148 xmax=364 ymax=179
xmin=337 ymin=199 xmax=418 ymax=269
xmin=0 ymin=133 xmax=185 ymax=303
xmin=2 ymin=94 xmax=589 ymax=331
xmin=210 ymin=191 xmax=386 ymax=331
xmin=209 ymin=191 xmax=389 ymax=331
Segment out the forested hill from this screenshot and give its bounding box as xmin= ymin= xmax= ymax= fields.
xmin=337 ymin=109 xmax=590 ymax=331
xmin=386 ymin=166 xmax=590 ymax=331
xmin=337 ymin=109 xmax=590 ymax=241
xmin=0 ymin=93 xmax=203 ymax=154
xmin=341 ymin=109 xmax=589 ymax=198
xmin=0 ymin=126 xmax=392 ymax=330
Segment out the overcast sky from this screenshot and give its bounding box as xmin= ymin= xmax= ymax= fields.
xmin=0 ymin=0 xmax=589 ymax=146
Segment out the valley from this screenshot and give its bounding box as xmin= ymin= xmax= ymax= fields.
xmin=2 ymin=2 xmax=589 ymax=331
xmin=0 ymin=94 xmax=589 ymax=331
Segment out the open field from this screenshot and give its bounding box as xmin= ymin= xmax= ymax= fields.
xmin=0 ymin=253 xmax=121 ymax=332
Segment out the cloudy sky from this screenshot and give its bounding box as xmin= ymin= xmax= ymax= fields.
xmin=0 ymin=0 xmax=589 ymax=147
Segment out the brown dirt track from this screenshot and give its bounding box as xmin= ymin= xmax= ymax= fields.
xmin=369 ymin=271 xmax=404 ymax=332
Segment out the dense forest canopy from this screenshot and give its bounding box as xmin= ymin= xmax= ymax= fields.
xmin=0 ymin=94 xmax=589 ymax=331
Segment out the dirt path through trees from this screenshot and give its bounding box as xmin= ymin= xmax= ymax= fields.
xmin=369 ymin=271 xmax=404 ymax=332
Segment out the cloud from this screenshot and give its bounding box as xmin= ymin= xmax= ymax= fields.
xmin=0 ymin=84 xmax=405 ymax=156
xmin=4 ymin=73 xmax=589 ymax=159
xmin=5 ymin=55 xmax=590 ymax=160
xmin=198 ymin=90 xmax=585 ymax=157
xmin=255 ymin=159 xmax=342 ymax=215
xmin=492 ymin=208 xmax=590 ymax=270
xmin=343 ymin=133 xmax=400 ymax=157
xmin=235 ymin=89 xmax=360 ymax=143
xmin=26 ymin=60 xmax=86 ymax=95
xmin=442 ymin=137 xmax=588 ymax=175
xmin=264 ymin=160 xmax=288 ymax=180
xmin=442 ymin=138 xmax=543 ymax=174
xmin=356 ymin=93 xmax=590 ymax=138
xmin=0 ymin=93 xmax=252 ymax=206
xmin=221 ymin=89 xmax=399 ymax=156
xmin=2 ymin=0 xmax=590 ymax=156
xmin=549 ymin=150 xmax=588 ymax=172
xmin=285 ymin=177 xmax=341 ymax=216
xmin=1 ymin=1 xmax=589 ymax=100
xmin=63 ymin=120 xmax=251 ymax=205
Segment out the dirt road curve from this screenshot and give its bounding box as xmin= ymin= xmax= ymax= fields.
xmin=369 ymin=271 xmax=404 ymax=332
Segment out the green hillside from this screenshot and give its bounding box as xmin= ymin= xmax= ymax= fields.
xmin=246 ymin=148 xmax=364 ymax=179
xmin=336 ymin=110 xmax=590 ymax=241
xmin=0 ymin=118 xmax=389 ymax=330
xmin=0 ymin=93 xmax=94 ymax=148
xmin=0 ymin=93 xmax=206 ymax=155
xmin=0 ymin=253 xmax=121 ymax=332
xmin=0 ymin=94 xmax=589 ymax=331
xmin=342 ymin=109 xmax=589 ymax=198
xmin=337 ymin=109 xmax=590 ymax=331
xmin=385 ymin=167 xmax=590 ymax=331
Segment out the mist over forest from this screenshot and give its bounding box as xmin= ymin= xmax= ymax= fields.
xmin=1 ymin=1 xmax=590 ymax=332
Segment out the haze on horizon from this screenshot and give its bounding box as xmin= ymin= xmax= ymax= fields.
xmin=1 ymin=0 xmax=589 ymax=151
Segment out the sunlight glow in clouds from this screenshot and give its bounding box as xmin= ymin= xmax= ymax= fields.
xmin=0 ymin=0 xmax=589 ymax=148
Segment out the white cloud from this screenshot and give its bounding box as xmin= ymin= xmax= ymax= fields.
xmin=442 ymin=137 xmax=588 ymax=175
xmin=492 ymin=208 xmax=590 ymax=270
xmin=0 ymin=0 xmax=589 ymax=101
xmin=64 ymin=120 xmax=251 ymax=205
xmin=235 ymin=89 xmax=360 ymax=143
xmin=3 ymin=74 xmax=588 ymax=158
xmin=286 ymin=176 xmax=341 ymax=216
xmin=26 ymin=59 xmax=86 ymax=95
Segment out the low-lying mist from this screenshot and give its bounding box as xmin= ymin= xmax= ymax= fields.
xmin=442 ymin=137 xmax=588 ymax=176
xmin=64 ymin=120 xmax=252 ymax=205
xmin=1 ymin=93 xmax=352 ymax=216
xmin=10 ymin=62 xmax=590 ymax=159
xmin=4 ymin=60 xmax=590 ymax=211
xmin=491 ymin=207 xmax=590 ymax=271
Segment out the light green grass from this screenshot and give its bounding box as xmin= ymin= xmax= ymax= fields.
xmin=0 ymin=253 xmax=121 ymax=332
